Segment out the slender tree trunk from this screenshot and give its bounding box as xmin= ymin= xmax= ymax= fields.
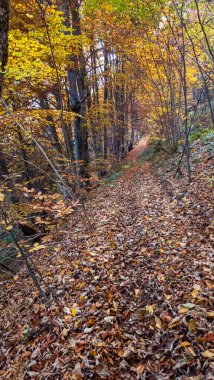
xmin=0 ymin=0 xmax=9 ymax=178
xmin=36 ymin=1 xmax=75 ymax=170
xmin=66 ymin=0 xmax=89 ymax=177
xmin=131 ymin=94 xmax=135 ymax=145
xmin=180 ymin=3 xmax=191 ymax=183
xmin=183 ymin=23 xmax=214 ymax=127
xmin=16 ymin=127 xmax=31 ymax=184
xmin=40 ymin=97 xmax=63 ymax=154
xmin=53 ymin=89 xmax=74 ymax=162
xmin=0 ymin=0 xmax=9 ymax=95
xmin=0 ymin=145 xmax=9 ymax=179
xmin=194 ymin=0 xmax=214 ymax=63
xmin=103 ymin=43 xmax=109 ymax=160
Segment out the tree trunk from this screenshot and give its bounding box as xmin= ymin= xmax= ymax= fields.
xmin=103 ymin=43 xmax=109 ymax=160
xmin=181 ymin=3 xmax=191 ymax=183
xmin=0 ymin=0 xmax=9 ymax=178
xmin=66 ymin=0 xmax=89 ymax=177
xmin=0 ymin=0 xmax=9 ymax=95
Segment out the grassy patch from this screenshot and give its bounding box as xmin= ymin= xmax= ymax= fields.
xmin=138 ymin=138 xmax=163 ymax=164
xmin=189 ymin=127 xmax=214 ymax=143
xmin=101 ymin=162 xmax=132 ymax=187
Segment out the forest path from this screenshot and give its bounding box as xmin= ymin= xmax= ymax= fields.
xmin=60 ymin=137 xmax=213 ymax=378
xmin=1 ymin=138 xmax=213 ymax=380
xmin=125 ymin=136 xmax=148 ymax=163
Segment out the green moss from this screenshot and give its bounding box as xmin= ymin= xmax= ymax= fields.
xmin=138 ymin=139 xmax=163 ymax=164
xmin=189 ymin=128 xmax=214 ymax=143
xmin=101 ymin=162 xmax=131 ymax=186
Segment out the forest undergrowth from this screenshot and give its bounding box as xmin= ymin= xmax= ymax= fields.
xmin=0 ymin=137 xmax=213 ymax=380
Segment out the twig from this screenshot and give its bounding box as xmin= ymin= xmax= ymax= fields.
xmin=0 ymin=206 xmax=51 ymax=306
xmin=174 ymin=91 xmax=203 ymax=178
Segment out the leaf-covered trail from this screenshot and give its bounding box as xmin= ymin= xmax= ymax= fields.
xmin=1 ymin=138 xmax=213 ymax=379
xmin=60 ymin=138 xmax=213 ymax=378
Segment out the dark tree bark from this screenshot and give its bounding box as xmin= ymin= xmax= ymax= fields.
xmin=103 ymin=43 xmax=109 ymax=160
xmin=0 ymin=0 xmax=9 ymax=179
xmin=63 ymin=0 xmax=89 ymax=177
xmin=180 ymin=3 xmax=191 ymax=183
xmin=0 ymin=0 xmax=9 ymax=95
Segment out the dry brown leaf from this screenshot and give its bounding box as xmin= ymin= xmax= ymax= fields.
xmin=187 ymin=346 xmax=196 ymax=357
xmin=136 ymin=364 xmax=145 ymax=376
xmin=201 ymin=350 xmax=214 ymax=358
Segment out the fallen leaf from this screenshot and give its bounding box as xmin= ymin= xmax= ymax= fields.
xmin=113 ymin=300 xmax=118 ymax=311
xmin=146 ymin=305 xmax=154 ymax=314
xmin=188 ymin=320 xmax=197 ymax=331
xmin=72 ymin=362 xmax=82 ymax=377
xmin=71 ymin=307 xmax=77 ymax=317
xmin=178 ymin=307 xmax=189 ymax=314
xmin=206 ymin=333 xmax=214 ymax=342
xmin=104 ymin=316 xmax=114 ymax=323
xmin=22 ymin=351 xmax=32 ymax=359
xmin=135 ymin=289 xmax=141 ymax=297
xmin=95 ymin=302 xmax=102 ymax=308
xmin=155 ymin=316 xmax=162 ymax=329
xmin=191 ymin=289 xmax=198 ymax=298
xmin=201 ymin=350 xmax=214 ymax=358
xmin=83 ymin=327 xmax=93 ymax=333
xmin=6 ymin=225 xmax=13 ymax=231
xmin=61 ymin=328 xmax=69 ymax=338
xmin=117 ymin=350 xmax=124 ymax=357
xmin=182 ymin=303 xmax=195 ymax=309
xmin=160 ymin=310 xmax=171 ymax=322
xmin=187 ymin=346 xmax=196 ymax=357
xmin=180 ymin=341 xmax=191 ymax=347
xmin=207 ymin=311 xmax=214 ymax=318
xmin=136 ymin=364 xmax=145 ymax=375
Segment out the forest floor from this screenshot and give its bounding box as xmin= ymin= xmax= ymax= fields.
xmin=0 ymin=136 xmax=214 ymax=380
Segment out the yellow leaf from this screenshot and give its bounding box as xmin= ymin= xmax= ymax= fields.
xmin=13 ymin=275 xmax=19 ymax=281
xmin=146 ymin=305 xmax=154 ymax=314
xmin=168 ymin=322 xmax=180 ymax=329
xmin=26 ymin=13 xmax=34 ymax=19
xmin=180 ymin=341 xmax=191 ymax=347
xmin=201 ymin=350 xmax=214 ymax=358
xmin=71 ymin=307 xmax=77 ymax=317
xmin=34 ymin=245 xmax=46 ymax=250
xmin=61 ymin=328 xmax=69 ymax=338
xmin=6 ymin=225 xmax=13 ymax=231
xmin=155 ymin=316 xmax=162 ymax=329
xmin=191 ymin=289 xmax=198 ymax=298
xmin=188 ymin=320 xmax=197 ymax=331
xmin=187 ymin=346 xmax=196 ymax=357
xmin=0 ymin=193 xmax=4 ymax=202
xmin=207 ymin=311 xmax=214 ymax=317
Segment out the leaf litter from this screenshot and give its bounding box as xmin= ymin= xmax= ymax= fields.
xmin=0 ymin=138 xmax=213 ymax=379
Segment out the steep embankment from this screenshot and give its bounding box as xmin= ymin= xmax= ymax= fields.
xmin=0 ymin=137 xmax=213 ymax=379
